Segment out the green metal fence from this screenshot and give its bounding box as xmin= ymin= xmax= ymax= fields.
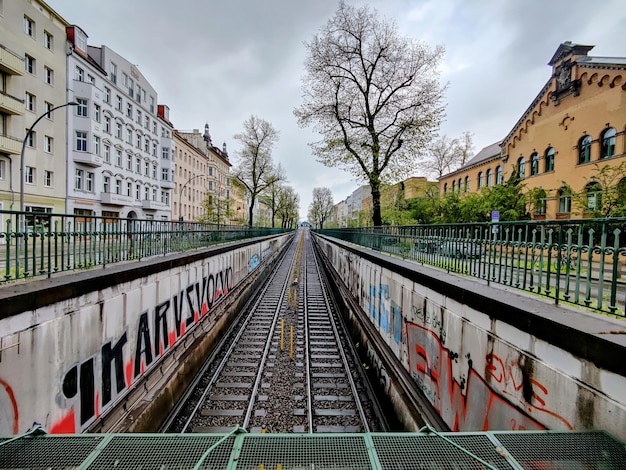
xmin=0 ymin=210 xmax=291 ymax=284
xmin=317 ymin=218 xmax=626 ymax=318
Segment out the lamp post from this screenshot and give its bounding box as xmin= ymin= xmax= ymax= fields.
xmin=178 ymin=173 xmax=206 ymax=222
xmin=20 ymin=101 xmax=78 ymax=214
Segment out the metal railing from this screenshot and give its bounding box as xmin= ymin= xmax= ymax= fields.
xmin=317 ymin=218 xmax=626 ymax=318
xmin=0 ymin=210 xmax=291 ymax=284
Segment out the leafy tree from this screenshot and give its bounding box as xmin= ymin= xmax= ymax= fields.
xmin=233 ymin=115 xmax=282 ymax=226
xmin=570 ymin=162 xmax=626 ymax=218
xmin=276 ymin=185 xmax=300 ymax=229
xmin=308 ymin=187 xmax=334 ymax=229
xmin=198 ymin=195 xmax=233 ymax=225
xmin=294 ymin=1 xmax=445 ymax=227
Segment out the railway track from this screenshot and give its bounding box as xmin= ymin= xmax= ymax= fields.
xmin=162 ymin=228 xmax=387 ymax=434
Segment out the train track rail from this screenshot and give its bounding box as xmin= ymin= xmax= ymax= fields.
xmin=162 ymin=228 xmax=386 ymax=434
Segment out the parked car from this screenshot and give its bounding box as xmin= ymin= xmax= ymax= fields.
xmin=438 ymin=241 xmax=485 ymax=259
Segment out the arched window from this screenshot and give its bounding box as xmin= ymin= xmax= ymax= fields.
xmin=458 ymin=178 xmax=463 ymax=192
xmin=517 ymin=157 xmax=525 ymax=178
xmin=444 ymin=183 xmax=448 ymax=193
xmin=452 ymin=180 xmax=456 ymax=192
xmin=530 ymin=152 xmax=539 ymax=176
xmin=585 ymin=182 xmax=602 ymax=212
xmin=496 ymin=166 xmax=503 ymax=185
xmin=558 ymin=187 xmax=571 ymax=214
xmin=600 ymin=127 xmax=616 ymax=159
xmin=578 ymin=135 xmax=592 ymax=164
xmin=464 ymin=176 xmax=470 ymax=192
xmin=544 ymin=147 xmax=555 ymax=172
xmin=534 ymin=188 xmax=547 ymax=215
xmin=486 ymin=168 xmax=493 ymax=187
xmin=477 ymin=172 xmax=484 ymax=189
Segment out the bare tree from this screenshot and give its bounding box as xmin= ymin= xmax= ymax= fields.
xmin=276 ymin=185 xmax=300 ymax=228
xmin=308 ymin=187 xmax=334 ymax=229
xmin=233 ymin=115 xmax=281 ymax=226
xmin=294 ymin=1 xmax=445 ymax=226
xmin=259 ymin=165 xmax=287 ymax=228
xmin=418 ymin=132 xmax=474 ymax=179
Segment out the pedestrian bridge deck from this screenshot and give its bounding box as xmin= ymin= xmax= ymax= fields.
xmin=1 ymin=426 xmax=624 ymax=469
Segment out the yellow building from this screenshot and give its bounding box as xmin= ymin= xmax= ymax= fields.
xmin=362 ymin=176 xmax=438 ymax=223
xmin=440 ymin=42 xmax=626 ymax=219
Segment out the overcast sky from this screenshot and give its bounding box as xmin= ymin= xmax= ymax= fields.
xmin=48 ymin=0 xmax=625 ymax=221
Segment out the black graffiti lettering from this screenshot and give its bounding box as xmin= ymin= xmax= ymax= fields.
xmin=101 ymin=333 xmax=128 ymax=406
xmin=154 ymin=300 xmax=170 ymax=356
xmin=224 ymin=267 xmax=232 ymax=294
xmin=134 ymin=311 xmax=153 ymax=378
xmin=199 ymin=276 xmax=208 ymax=315
xmin=62 ymin=365 xmax=78 ymax=399
xmin=206 ymin=274 xmax=215 ymax=310
xmin=173 ymin=292 xmax=184 ymax=337
xmin=79 ymin=358 xmax=95 ymax=425
xmin=215 ymin=271 xmax=223 ymax=301
xmin=185 ymin=284 xmax=195 ymax=327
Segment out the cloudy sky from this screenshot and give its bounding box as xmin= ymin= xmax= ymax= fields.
xmin=48 ymin=0 xmax=625 ymax=221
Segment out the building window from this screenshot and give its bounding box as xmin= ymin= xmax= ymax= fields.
xmin=0 ymin=160 xmax=5 ymax=180
xmin=136 ymin=133 xmax=142 ymax=149
xmin=152 ymin=165 xmax=157 ymax=179
xmin=44 ymin=101 xmax=53 ymax=116
xmin=103 ymin=176 xmax=110 ymax=192
xmin=126 ymin=128 xmax=133 ymax=144
xmin=44 ymin=171 xmax=53 ymax=187
xmin=486 ymin=168 xmax=493 ymax=187
xmin=452 ymin=180 xmax=456 ymax=192
xmin=578 ymin=135 xmax=592 ymax=164
xmin=534 ymin=189 xmax=547 ymax=215
xmin=477 ymin=172 xmax=483 ymax=189
xmin=136 ymin=109 xmax=142 ymax=124
xmin=136 ymin=184 xmax=141 ymax=200
xmin=93 ymin=135 xmax=100 ymax=156
xmin=153 ymin=121 xmax=158 ymax=134
xmin=127 ymin=102 xmax=133 ymax=118
xmin=600 ymin=127 xmax=616 ymax=159
xmin=24 ymin=16 xmax=35 ymax=37
xmin=104 ymin=144 xmax=110 ymax=163
xmin=144 ymin=186 xmax=149 ymax=200
xmin=128 ymin=78 xmax=134 ymax=98
xmin=104 ymin=115 xmax=111 ymax=133
xmin=104 ymin=87 xmax=111 ymax=103
xmin=26 ymin=131 xmax=35 ymax=148
xmin=127 ymin=181 xmax=132 ymax=197
xmin=116 ymin=95 xmax=122 ymax=111
xmin=585 ymin=182 xmax=602 ymax=212
xmin=208 ymin=181 xmax=213 ymax=190
xmin=25 ymin=55 xmax=35 ymax=74
xmin=150 ymin=96 xmax=155 ymax=113
xmin=86 ymin=172 xmax=94 ymax=192
xmin=517 ymin=157 xmax=525 ymax=178
xmin=135 ymin=157 xmax=141 ymax=173
xmin=530 ymin=152 xmax=539 ymax=175
xmin=25 ymin=92 xmax=36 ymax=112
xmin=116 ymin=149 xmax=122 ymax=166
xmin=144 ymin=161 xmax=150 ymax=176
xmin=496 ymin=165 xmax=504 ymax=184
xmin=75 ymin=169 xmax=84 ymax=190
xmin=162 ymin=148 xmax=169 ymax=160
xmin=25 ymin=166 xmax=35 ymax=184
xmin=44 ymin=31 xmax=53 ymax=50
xmin=144 ymin=137 xmax=150 ymax=152
xmin=110 ymin=62 xmax=117 ymax=84
xmin=443 ymin=183 xmax=447 ymax=193
xmin=75 ymin=66 xmax=84 ymax=82
xmin=162 ymin=168 xmax=169 ymax=181
xmin=145 ymin=115 xmax=150 ymax=129
xmin=115 ymin=122 xmax=122 ymax=139
xmin=544 ymin=147 xmax=555 ymax=172
xmin=126 ymin=154 xmax=132 ymax=170
xmin=76 ymin=131 xmax=87 ymax=151
xmin=463 ymin=176 xmax=469 ymax=192
xmin=558 ymin=187 xmax=572 ymax=214
xmin=76 ymin=98 xmax=88 ymax=117
xmin=152 ymin=141 xmax=157 ymax=157
xmin=44 ymin=66 xmax=54 ymax=85
xmin=93 ymin=104 xmax=101 ymax=122
xmin=87 ymin=74 xmax=95 ymax=84
xmin=115 ymin=179 xmax=121 ymax=194
xmin=44 ymin=135 xmax=53 ymax=153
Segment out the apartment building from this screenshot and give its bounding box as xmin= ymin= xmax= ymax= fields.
xmin=0 ymin=0 xmax=69 ymax=225
xmin=65 ymin=26 xmax=173 ymax=221
xmin=440 ymin=42 xmax=626 ymax=220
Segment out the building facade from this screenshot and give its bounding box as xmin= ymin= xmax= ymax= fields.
xmin=65 ymin=27 xmax=173 ymax=221
xmin=0 ymin=0 xmax=69 ymax=225
xmin=440 ymin=42 xmax=626 ymax=220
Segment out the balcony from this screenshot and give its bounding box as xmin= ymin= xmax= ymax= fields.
xmin=101 ymin=192 xmax=134 ymax=206
xmin=0 ymin=134 xmax=21 ymax=155
xmin=142 ymin=199 xmax=167 ymax=210
xmin=0 ymin=46 xmax=24 ymax=75
xmin=160 ymin=179 xmax=175 ymax=189
xmin=0 ymin=91 xmax=24 ymax=115
xmin=73 ymin=152 xmax=103 ymax=167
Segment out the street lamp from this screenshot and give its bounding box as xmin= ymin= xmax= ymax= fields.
xmin=20 ymin=101 xmax=79 ymax=214
xmin=178 ymin=173 xmax=206 ymax=222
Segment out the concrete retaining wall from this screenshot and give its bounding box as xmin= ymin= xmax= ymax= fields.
xmin=314 ymin=234 xmax=626 ymax=442
xmin=0 ymin=235 xmax=290 ymax=434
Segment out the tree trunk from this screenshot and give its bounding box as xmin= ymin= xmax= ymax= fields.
xmin=371 ymin=180 xmax=382 ymax=226
xmin=248 ymin=198 xmax=255 ymax=227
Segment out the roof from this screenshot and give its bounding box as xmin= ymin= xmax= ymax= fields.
xmin=439 ymin=141 xmax=501 ymax=179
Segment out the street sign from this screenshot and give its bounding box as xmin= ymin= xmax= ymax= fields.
xmin=491 ymin=210 xmax=500 ymax=234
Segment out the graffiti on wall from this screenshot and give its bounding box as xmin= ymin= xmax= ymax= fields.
xmin=369 ymin=283 xmax=403 ymax=345
xmin=49 ymin=264 xmax=233 ymax=433
xmin=406 ymin=321 xmax=573 ymax=432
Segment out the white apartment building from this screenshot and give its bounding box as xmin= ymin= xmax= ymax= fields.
xmin=0 ymin=0 xmax=69 ymax=225
xmin=65 ymin=25 xmax=173 ymax=221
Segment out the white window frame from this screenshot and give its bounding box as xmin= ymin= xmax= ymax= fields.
xmin=44 ymin=170 xmax=53 ymax=187
xmin=44 ymin=135 xmax=53 ymax=153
